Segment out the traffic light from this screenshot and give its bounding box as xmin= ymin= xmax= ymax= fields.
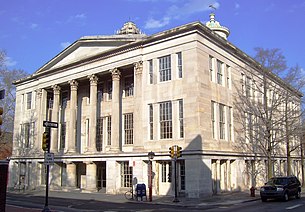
xmin=42 ymin=131 xmax=50 ymax=151
xmin=169 ymin=146 xmax=175 ymax=158
xmin=176 ymin=146 xmax=182 ymax=158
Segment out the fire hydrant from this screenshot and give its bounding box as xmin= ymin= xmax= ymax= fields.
xmin=250 ymin=186 xmax=255 ymax=197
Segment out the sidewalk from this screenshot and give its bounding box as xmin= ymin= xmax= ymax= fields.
xmin=7 ymin=189 xmax=261 ymax=209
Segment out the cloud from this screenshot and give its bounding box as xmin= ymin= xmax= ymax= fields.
xmin=60 ymin=42 xmax=71 ymax=49
xmin=66 ymin=13 xmax=87 ymax=26
xmin=235 ymin=3 xmax=240 ymax=9
xmin=30 ymin=23 xmax=38 ymax=29
xmin=4 ymin=56 xmax=17 ymax=67
xmin=144 ymin=0 xmax=220 ymax=29
xmin=145 ymin=17 xmax=170 ymax=29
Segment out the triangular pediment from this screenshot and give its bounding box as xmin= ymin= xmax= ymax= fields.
xmin=36 ymin=34 xmax=147 ymax=74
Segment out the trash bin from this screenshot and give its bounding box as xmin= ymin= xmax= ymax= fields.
xmin=136 ymin=183 xmax=147 ymax=201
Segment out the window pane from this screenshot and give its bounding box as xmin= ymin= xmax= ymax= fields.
xmin=124 ymin=113 xmax=133 ymax=144
xmin=159 ymin=55 xmax=171 ymax=82
xmin=160 ymin=101 xmax=172 ymax=139
xmin=177 ymin=52 xmax=182 ymax=78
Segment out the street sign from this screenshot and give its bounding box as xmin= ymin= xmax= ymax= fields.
xmin=44 ymin=153 xmax=54 ymax=165
xmin=43 ymin=121 xmax=58 ymax=128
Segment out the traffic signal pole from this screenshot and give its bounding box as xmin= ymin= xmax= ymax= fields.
xmin=168 ymin=145 xmax=182 ymax=203
xmin=43 ymin=127 xmax=51 ymax=212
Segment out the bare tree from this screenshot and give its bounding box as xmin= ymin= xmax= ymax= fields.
xmin=0 ymin=50 xmax=28 ymax=141
xmin=234 ymin=48 xmax=304 ymax=183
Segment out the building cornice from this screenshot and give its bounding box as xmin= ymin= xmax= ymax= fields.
xmin=13 ymin=21 xmax=303 ymax=97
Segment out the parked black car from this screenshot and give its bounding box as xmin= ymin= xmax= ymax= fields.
xmin=260 ymin=176 xmax=301 ymax=202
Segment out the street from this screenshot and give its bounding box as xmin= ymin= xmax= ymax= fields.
xmin=6 ymin=192 xmax=305 ymax=212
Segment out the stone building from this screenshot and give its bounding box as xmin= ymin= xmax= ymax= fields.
xmin=8 ymin=14 xmax=302 ymax=198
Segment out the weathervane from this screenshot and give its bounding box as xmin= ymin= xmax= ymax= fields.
xmin=209 ymin=4 xmax=217 ymax=11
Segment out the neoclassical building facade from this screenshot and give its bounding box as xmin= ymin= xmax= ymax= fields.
xmin=8 ymin=15 xmax=302 ymax=198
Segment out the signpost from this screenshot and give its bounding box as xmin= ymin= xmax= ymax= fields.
xmin=43 ymin=121 xmax=58 ymax=128
xmin=42 ymin=121 xmax=57 ymax=212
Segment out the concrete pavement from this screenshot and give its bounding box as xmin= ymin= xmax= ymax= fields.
xmin=6 ymin=188 xmax=263 ymax=211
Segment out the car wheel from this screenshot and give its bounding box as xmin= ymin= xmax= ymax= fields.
xmin=261 ymin=197 xmax=267 ymax=202
xmin=283 ymin=192 xmax=289 ymax=201
xmin=296 ymin=190 xmax=301 ymax=199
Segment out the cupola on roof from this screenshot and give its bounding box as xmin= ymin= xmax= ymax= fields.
xmin=205 ymin=13 xmax=230 ymax=39
xmin=116 ymin=21 xmax=144 ymax=35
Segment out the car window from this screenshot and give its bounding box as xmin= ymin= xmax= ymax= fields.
xmin=266 ymin=178 xmax=287 ymax=185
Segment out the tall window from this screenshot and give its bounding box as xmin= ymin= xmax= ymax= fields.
xmin=60 ymin=122 xmax=66 ymax=149
xmin=96 ymin=117 xmax=104 ymax=151
xmin=149 ymin=104 xmax=153 ymax=140
xmin=97 ymin=83 xmax=104 ymax=102
xmin=160 ymin=101 xmax=172 ymax=139
xmin=226 ymin=65 xmax=231 ymax=88
xmin=47 ymin=92 xmax=53 ymax=109
xmin=209 ymin=56 xmax=213 ymax=81
xmin=107 ymin=116 xmax=111 ymax=145
xmin=107 ymin=80 xmax=112 ymax=100
xmin=149 ymin=60 xmax=153 ymax=84
xmin=179 ymin=160 xmax=185 ymax=190
xmin=246 ymin=77 xmax=251 ymax=97
xmin=211 ymin=101 xmax=216 ymax=139
xmin=228 ymin=107 xmax=232 ymax=141
xmin=159 ymin=55 xmax=171 ymax=82
xmin=121 ymin=161 xmax=133 ymax=187
xmin=219 ymin=104 xmax=225 ymax=139
xmin=179 ymin=99 xmax=184 ymax=138
xmin=23 ymin=123 xmax=30 ymax=147
xmin=124 ymin=76 xmax=134 ymax=97
xmin=217 ymin=60 xmax=223 ymax=85
xmin=161 ymin=161 xmax=172 ymax=182
xmin=26 ymin=92 xmax=32 ymax=109
xmin=61 ymin=91 xmax=68 ymax=109
xmin=177 ymin=52 xmax=182 ymax=78
xmin=124 ymin=113 xmax=133 ymax=144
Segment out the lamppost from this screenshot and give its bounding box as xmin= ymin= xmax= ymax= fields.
xmin=148 ymin=151 xmax=155 ymax=202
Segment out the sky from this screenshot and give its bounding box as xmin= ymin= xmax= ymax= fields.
xmin=1 ymin=0 xmax=305 ymax=74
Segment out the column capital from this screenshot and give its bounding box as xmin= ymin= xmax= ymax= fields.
xmin=88 ymin=74 xmax=98 ymax=85
xmin=35 ymin=88 xmax=43 ymax=99
xmin=134 ymin=61 xmax=143 ymax=75
xmin=52 ymin=84 xmax=61 ymax=95
xmin=69 ymin=79 xmax=78 ymax=90
xmin=110 ymin=68 xmax=121 ymax=80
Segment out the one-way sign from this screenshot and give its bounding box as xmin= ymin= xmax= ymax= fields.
xmin=43 ymin=121 xmax=58 ymax=128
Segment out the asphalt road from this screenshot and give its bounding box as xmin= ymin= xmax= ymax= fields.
xmin=6 ymin=193 xmax=305 ymax=212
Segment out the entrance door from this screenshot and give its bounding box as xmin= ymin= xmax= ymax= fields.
xmin=97 ymin=161 xmax=106 ymax=191
xmin=158 ymin=161 xmax=172 ymax=195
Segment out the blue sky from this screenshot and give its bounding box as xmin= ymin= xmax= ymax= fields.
xmin=1 ymin=0 xmax=305 ymax=74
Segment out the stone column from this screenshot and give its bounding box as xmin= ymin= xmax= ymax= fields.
xmin=66 ymin=162 xmax=76 ymax=188
xmin=133 ymin=61 xmax=144 ymax=149
xmin=35 ymin=89 xmax=43 ymax=151
xmin=226 ymin=160 xmax=231 ymax=191
xmin=85 ymin=162 xmax=97 ymax=191
xmin=68 ymin=80 xmax=78 ymax=153
xmin=87 ymin=75 xmax=98 ymax=152
xmin=216 ymin=160 xmax=221 ymax=193
xmin=51 ymin=85 xmax=61 ymax=152
xmin=110 ymin=68 xmax=121 ymax=151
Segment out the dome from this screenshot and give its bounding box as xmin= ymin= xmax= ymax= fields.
xmin=116 ymin=21 xmax=143 ymax=35
xmin=206 ymin=13 xmax=230 ymax=39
